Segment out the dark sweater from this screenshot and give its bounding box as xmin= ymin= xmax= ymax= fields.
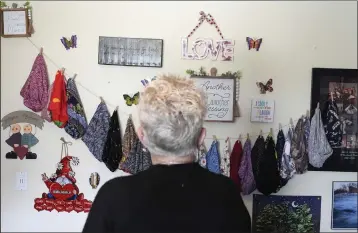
xmin=83 ymin=162 xmax=251 ymax=233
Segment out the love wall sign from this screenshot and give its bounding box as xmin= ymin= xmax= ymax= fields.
xmin=181 ymin=11 xmax=234 ymax=61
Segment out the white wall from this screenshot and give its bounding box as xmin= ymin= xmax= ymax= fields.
xmin=1 ymin=1 xmax=357 ymax=232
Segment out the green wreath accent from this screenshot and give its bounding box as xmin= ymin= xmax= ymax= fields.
xmin=186 ymin=67 xmax=242 ymax=79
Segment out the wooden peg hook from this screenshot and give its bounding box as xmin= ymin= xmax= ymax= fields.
xmin=290 ymin=118 xmax=294 ymax=126
xmin=60 ymin=137 xmax=72 ymax=145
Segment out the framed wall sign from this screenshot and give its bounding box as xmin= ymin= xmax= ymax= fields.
xmin=0 ymin=8 xmax=31 ymax=37
xmin=98 ymin=36 xmax=163 ymax=68
xmin=191 ymin=76 xmax=235 ymax=122
xmin=250 ymin=99 xmax=275 ymax=123
xmin=309 ymin=68 xmax=358 ymax=172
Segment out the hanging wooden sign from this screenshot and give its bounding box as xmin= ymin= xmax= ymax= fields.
xmin=191 ymin=75 xmax=236 ymax=122
xmin=181 ymin=38 xmax=234 ymax=61
xmin=181 ymin=11 xmax=234 ymax=61
xmin=0 ymin=8 xmax=31 ymax=37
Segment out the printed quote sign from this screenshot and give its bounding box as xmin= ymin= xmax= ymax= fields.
xmin=1 ymin=10 xmax=28 ymax=36
xmin=251 ymin=99 xmax=275 ymax=123
xmin=192 ymin=76 xmax=235 ymax=122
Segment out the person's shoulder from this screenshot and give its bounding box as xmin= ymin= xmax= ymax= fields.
xmin=100 ymin=173 xmax=138 ymax=189
xmin=98 ymin=171 xmax=149 ymax=194
xmin=196 ymin=165 xmax=237 ymax=190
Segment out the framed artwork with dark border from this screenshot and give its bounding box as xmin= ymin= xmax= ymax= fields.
xmin=331 ymin=181 xmax=358 ymax=230
xmin=98 ymin=36 xmax=163 ymax=68
xmin=309 ymin=68 xmax=358 ymax=172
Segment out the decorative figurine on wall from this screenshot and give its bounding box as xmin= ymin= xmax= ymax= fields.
xmin=256 ymin=78 xmax=273 ymax=94
xmin=89 ymin=172 xmax=100 ymax=189
xmin=1 ymin=110 xmax=44 ymax=160
xmin=34 ymin=138 xmax=92 ymax=213
xmin=123 ymin=92 xmax=140 ymax=106
xmin=181 ymin=11 xmax=234 ymax=61
xmin=141 ymin=76 xmax=157 ymax=87
xmin=246 ymin=37 xmax=263 ymax=51
xmin=60 ymin=35 xmax=77 ymax=50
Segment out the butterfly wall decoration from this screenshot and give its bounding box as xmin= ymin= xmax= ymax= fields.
xmin=123 ymin=92 xmax=140 ymax=106
xmin=246 ymin=37 xmax=263 ymax=51
xmin=256 ymin=79 xmax=273 ymax=94
xmin=141 ymin=76 xmax=157 ymax=87
xmin=60 ymin=35 xmax=77 ymax=50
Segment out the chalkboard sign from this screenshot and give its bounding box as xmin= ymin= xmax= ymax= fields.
xmin=191 ymin=76 xmax=235 ymax=122
xmin=98 ymin=36 xmax=163 ymax=67
xmin=0 ymin=9 xmax=30 ymax=37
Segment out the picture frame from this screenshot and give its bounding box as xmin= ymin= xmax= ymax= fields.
xmin=252 ymin=194 xmax=322 ymax=233
xmin=0 ymin=8 xmax=31 ymax=37
xmin=191 ymin=75 xmax=235 ymax=122
xmin=331 ymin=181 xmax=358 ymax=230
xmin=309 ymin=68 xmax=358 ymax=172
xmin=98 ymin=36 xmax=163 ymax=68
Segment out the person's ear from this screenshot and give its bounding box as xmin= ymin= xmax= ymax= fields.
xmin=198 ymin=127 xmax=206 ymax=147
xmin=137 ymin=126 xmax=145 ymax=144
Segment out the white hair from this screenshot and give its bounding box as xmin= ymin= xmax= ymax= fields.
xmin=138 ymin=74 xmax=207 ymax=157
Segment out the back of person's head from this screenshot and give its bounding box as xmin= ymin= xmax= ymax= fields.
xmin=138 ymin=74 xmax=207 ymax=158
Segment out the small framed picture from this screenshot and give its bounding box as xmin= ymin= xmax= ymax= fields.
xmin=331 ymin=181 xmax=358 ymax=230
xmin=1 ymin=8 xmax=31 ymax=37
xmin=98 ymin=36 xmax=163 ymax=68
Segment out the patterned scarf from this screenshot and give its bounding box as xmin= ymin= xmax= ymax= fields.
xmin=64 ymin=78 xmax=88 ymax=139
xmin=120 ymin=115 xmax=137 ymax=166
xmin=102 ymin=110 xmax=122 ymax=172
xmin=197 ymin=144 xmax=207 ymax=168
xmin=230 ymin=140 xmax=243 ymax=187
xmin=220 ymin=139 xmax=230 ymax=177
xmin=82 ymin=102 xmax=110 ymax=162
xmin=276 ymin=130 xmax=285 ymax=187
xmin=291 ymin=118 xmax=308 ymax=174
xmin=121 ymin=138 xmax=152 ymax=174
xmin=280 ymin=127 xmax=296 ymax=182
xmin=323 ymin=100 xmax=342 ymax=148
xmin=239 ymin=139 xmax=256 ymax=195
xmin=206 ymin=140 xmax=220 ymax=174
xmin=251 ymin=136 xmax=265 ymax=182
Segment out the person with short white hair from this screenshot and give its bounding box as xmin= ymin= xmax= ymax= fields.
xmin=83 ymin=75 xmax=251 ymax=233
